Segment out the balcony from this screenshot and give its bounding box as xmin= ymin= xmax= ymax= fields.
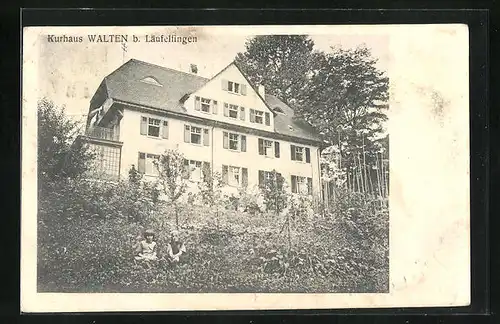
xmin=85 ymin=126 xmax=119 ymax=142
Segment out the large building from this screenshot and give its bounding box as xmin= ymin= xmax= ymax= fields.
xmin=80 ymin=59 xmax=324 ymax=198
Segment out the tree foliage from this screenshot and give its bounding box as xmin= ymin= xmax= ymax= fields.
xmin=154 ymin=149 xmax=188 ymax=227
xmin=234 ymin=35 xmax=315 ymax=105
xmin=260 ymin=170 xmax=288 ymax=215
xmin=235 ymin=36 xmax=389 ymax=195
xmin=37 ymin=98 xmax=95 ymax=185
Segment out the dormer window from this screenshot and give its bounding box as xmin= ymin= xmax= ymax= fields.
xmin=273 ymin=107 xmax=284 ymax=114
xmin=140 ymin=76 xmax=163 ymax=87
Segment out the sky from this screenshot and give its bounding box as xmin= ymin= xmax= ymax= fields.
xmin=36 ymin=26 xmax=390 ymax=128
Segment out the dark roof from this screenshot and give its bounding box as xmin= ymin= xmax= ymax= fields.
xmin=102 ymin=58 xmax=321 ymax=143
xmin=104 ymin=59 xmax=208 ymax=114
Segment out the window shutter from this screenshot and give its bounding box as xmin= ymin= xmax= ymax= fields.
xmin=223 ymin=132 xmax=229 ymax=149
xmin=212 ymin=100 xmax=218 ymax=114
xmin=291 ymin=175 xmax=297 ymax=193
xmin=183 ymin=159 xmax=190 ymax=179
xmin=222 ymin=79 xmax=228 ymax=91
xmin=305 ymin=147 xmax=311 ymax=163
xmin=240 ymin=107 xmax=245 ymax=121
xmin=274 ymin=141 xmax=280 ymax=158
xmin=242 ymin=168 xmax=248 ymax=187
xmin=194 ymin=96 xmax=201 ymax=111
xmin=265 ymin=112 xmax=270 ymax=126
xmin=140 ymin=117 xmax=147 ymax=135
xmin=184 ymin=125 xmax=191 ymax=143
xmin=258 ymin=138 xmax=264 ymax=155
xmin=202 ymin=162 xmax=211 ymax=182
xmin=258 ymin=170 xmax=264 ymax=187
xmin=250 ymin=109 xmax=255 ymax=123
xmin=203 ymin=129 xmax=209 ymax=146
xmin=290 ymin=145 xmax=296 ymax=160
xmin=138 ymin=153 xmax=146 ymax=173
xmin=224 ymin=103 xmax=229 ymax=117
xmin=241 ymin=84 xmax=247 ymax=95
xmin=277 ymin=172 xmax=283 ymax=190
xmin=240 ymin=135 xmax=247 ymax=152
xmin=307 ymin=177 xmax=313 ymax=195
xmin=222 ymin=165 xmax=229 ymax=184
xmin=161 ymin=120 xmax=169 ymax=139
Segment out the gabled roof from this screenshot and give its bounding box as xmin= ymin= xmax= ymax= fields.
xmin=99 ymin=58 xmax=322 ymax=143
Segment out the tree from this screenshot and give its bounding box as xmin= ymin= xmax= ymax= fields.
xmin=234 ymin=35 xmax=315 ymax=105
xmin=197 ymin=166 xmax=225 ymax=230
xmin=154 ymin=149 xmax=188 ymax=228
xmin=37 ymin=98 xmax=95 ymax=185
xmin=261 ymin=170 xmax=288 ymax=216
xmin=235 ymin=39 xmax=389 ymax=196
xmin=297 ymin=46 xmax=388 ymax=191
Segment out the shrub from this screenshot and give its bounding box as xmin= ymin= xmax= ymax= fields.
xmin=38 ymin=176 xmax=388 ymax=293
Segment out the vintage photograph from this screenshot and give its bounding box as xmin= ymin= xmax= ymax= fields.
xmin=35 ymin=27 xmax=389 ymax=294
xmin=22 ymin=24 xmax=470 ymax=311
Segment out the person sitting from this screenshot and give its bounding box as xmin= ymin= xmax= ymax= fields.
xmin=134 ymin=229 xmax=158 ymax=261
xmin=166 ymin=230 xmax=186 ymax=264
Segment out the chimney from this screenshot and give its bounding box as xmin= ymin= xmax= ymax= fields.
xmin=258 ymin=84 xmax=265 ymax=98
xmin=190 ymin=64 xmax=198 ymax=74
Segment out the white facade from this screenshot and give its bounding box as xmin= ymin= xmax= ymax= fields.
xmin=83 ymin=61 xmax=322 ymax=199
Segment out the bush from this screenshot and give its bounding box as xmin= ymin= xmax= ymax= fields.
xmin=38 ymin=178 xmax=388 ymax=293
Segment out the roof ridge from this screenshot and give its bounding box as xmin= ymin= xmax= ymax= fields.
xmin=128 ymin=58 xmax=209 ymax=81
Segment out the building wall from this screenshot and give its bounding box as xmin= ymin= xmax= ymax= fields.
xmin=183 ymin=64 xmax=274 ymax=132
xmin=119 ymin=108 xmax=321 ymax=197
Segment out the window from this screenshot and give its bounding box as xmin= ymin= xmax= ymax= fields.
xmin=223 ymin=132 xmax=246 ymax=152
xmin=138 ymin=152 xmax=160 ymax=176
xmin=88 ymin=144 xmax=120 ymax=179
xmin=184 ymin=125 xmax=210 ymax=146
xmin=291 ymin=175 xmax=313 ymax=195
xmin=222 ymin=165 xmax=248 ymax=187
xmin=140 ymin=116 xmax=168 ymax=139
xmin=258 ymin=139 xmax=280 ymax=158
xmin=250 ymin=109 xmax=270 ymax=125
xmin=201 ymin=98 xmax=211 ymax=113
xmin=273 ymin=106 xmax=284 ymax=114
xmin=148 ymin=118 xmax=160 ymax=137
xmin=263 ymin=140 xmax=273 ymax=155
xmin=222 ymin=79 xmax=247 ymax=95
xmin=229 ymin=166 xmax=240 ymax=186
xmin=223 ymin=103 xmax=245 ymax=120
xmin=195 ymin=96 xmax=218 ymax=114
xmin=229 ymin=133 xmax=239 ymax=150
xmin=186 ymin=160 xmax=203 ymax=181
xmin=254 ymin=110 xmax=263 ymax=124
xmin=190 ymin=126 xmax=201 ymax=144
xmin=140 ymin=76 xmax=163 ymax=87
xmin=229 ymin=104 xmax=239 ymax=118
xmin=290 ymin=144 xmax=311 ymax=163
xmin=258 ymin=170 xmax=283 ymax=188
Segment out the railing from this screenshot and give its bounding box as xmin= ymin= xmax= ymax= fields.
xmin=85 ymin=126 xmax=119 ymax=141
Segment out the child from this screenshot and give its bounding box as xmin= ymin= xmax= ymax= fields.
xmin=166 ymin=230 xmax=186 ymax=263
xmin=134 ymin=229 xmax=158 ymax=261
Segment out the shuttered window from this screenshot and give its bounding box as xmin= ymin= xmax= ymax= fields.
xmin=140 ymin=116 xmax=167 ymax=138
xmin=290 ymin=144 xmax=310 ymax=163
xmin=291 ymin=175 xmax=311 ymax=195
xmin=184 ymin=124 xmax=209 ymax=146
xmin=138 ymin=152 xmax=159 ymax=176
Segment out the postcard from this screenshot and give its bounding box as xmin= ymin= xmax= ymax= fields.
xmin=21 ymin=24 xmax=470 ymax=312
